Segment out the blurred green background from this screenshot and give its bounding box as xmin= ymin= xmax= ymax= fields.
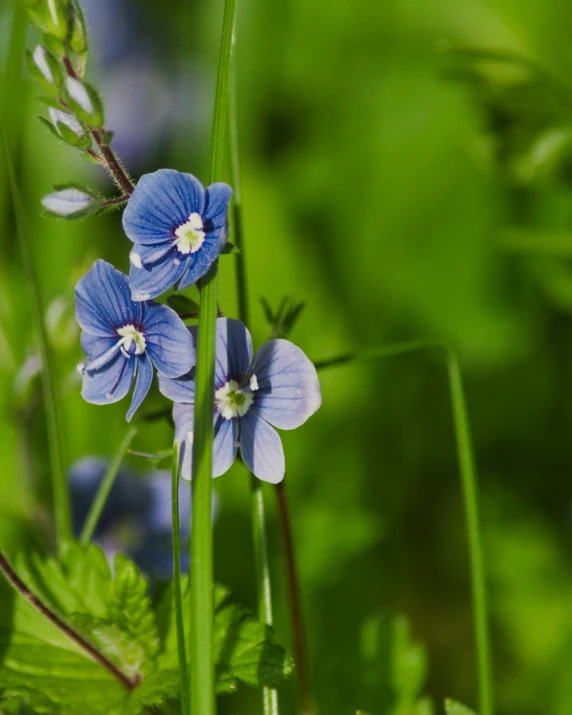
xmin=3 ymin=0 xmax=572 ymax=713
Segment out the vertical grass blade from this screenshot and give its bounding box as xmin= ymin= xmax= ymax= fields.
xmin=315 ymin=341 xmax=493 ymax=715
xmin=172 ymin=441 xmax=190 ymax=715
xmin=1 ymin=127 xmax=72 ymax=553
xmin=79 ymin=426 xmax=138 ymax=545
xmin=189 ymin=0 xmax=237 ymax=713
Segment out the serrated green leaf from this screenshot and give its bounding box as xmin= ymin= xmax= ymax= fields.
xmin=109 ymin=554 xmax=160 ymax=669
xmin=0 ymin=546 xmax=293 ymax=714
xmin=0 ymin=543 xmax=154 ymax=714
xmin=156 ymin=580 xmax=293 ymax=695
xmin=444 ymin=699 xmax=477 ymax=715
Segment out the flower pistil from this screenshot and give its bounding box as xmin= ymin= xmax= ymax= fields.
xmin=174 ymin=212 xmax=205 ymax=255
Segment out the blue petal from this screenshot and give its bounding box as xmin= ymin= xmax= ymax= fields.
xmin=173 ymin=403 xmax=195 ymax=479
xmin=239 ymin=411 xmax=285 ymax=483
xmin=122 ymin=169 xmax=205 ymax=246
xmin=159 ymin=364 xmax=196 ymax=404
xmin=204 ymin=183 xmax=232 ymax=247
xmin=80 ymin=333 xmax=116 ymax=363
xmin=143 ymin=303 xmax=196 ymax=378
xmin=129 ymin=249 xmax=189 ymax=301
xmin=126 ymin=353 xmax=154 ymax=421
xmin=82 ymin=351 xmax=136 ymax=405
xmin=75 ymin=260 xmax=141 ymax=337
xmin=177 ymin=238 xmax=220 ymax=290
xmin=249 ymin=339 xmax=322 ymax=429
xmin=214 ymin=318 xmax=252 ymax=386
xmin=213 ymin=415 xmax=238 ymax=478
xmin=174 ymin=404 xmax=237 ymax=479
xmin=145 ymin=473 xmax=191 ymax=535
xmin=130 ymin=241 xmax=174 ymax=268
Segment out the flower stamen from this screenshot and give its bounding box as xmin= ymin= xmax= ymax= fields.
xmin=117 ymin=324 xmax=146 ymax=357
xmin=215 ymin=379 xmax=253 ymax=420
xmin=174 ymin=212 xmax=205 ymax=255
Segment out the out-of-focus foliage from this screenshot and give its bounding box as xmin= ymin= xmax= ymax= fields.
xmin=2 ymin=0 xmax=572 ymax=712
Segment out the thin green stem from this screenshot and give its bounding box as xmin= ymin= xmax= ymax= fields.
xmin=252 ymin=479 xmax=279 ymax=715
xmin=228 ymin=46 xmax=280 ymax=714
xmin=79 ymin=427 xmax=138 ymax=545
xmin=189 ymin=1 xmax=237 ymax=713
xmin=316 ymin=342 xmax=493 ymax=715
xmin=1 ymin=126 xmax=71 ymax=554
xmin=172 ymin=442 xmax=190 ymax=715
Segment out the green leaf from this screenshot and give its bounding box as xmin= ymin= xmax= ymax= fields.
xmin=358 ymin=614 xmax=430 ymax=715
xmin=157 ymin=581 xmax=294 ymax=695
xmin=0 ymin=544 xmax=292 ymax=714
xmin=220 ymin=241 xmax=240 ymax=255
xmin=444 ymin=700 xmax=477 ymax=715
xmin=167 ymin=294 xmax=200 ymax=317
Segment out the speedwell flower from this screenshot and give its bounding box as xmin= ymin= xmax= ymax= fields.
xmin=159 ymin=318 xmax=322 ymax=483
xmin=122 ymin=169 xmax=232 ymax=301
xmin=75 ymin=259 xmax=195 ymax=421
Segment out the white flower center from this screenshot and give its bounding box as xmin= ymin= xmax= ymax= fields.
xmin=215 ymin=380 xmax=253 ymax=420
xmin=174 ymin=212 xmax=205 ymax=255
xmin=117 ymin=324 xmax=146 ymax=357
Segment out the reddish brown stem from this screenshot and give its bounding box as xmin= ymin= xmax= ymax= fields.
xmin=275 ymin=482 xmax=314 ymax=715
xmin=62 ymin=56 xmax=134 ymax=196
xmin=0 ymin=550 xmax=139 ymax=690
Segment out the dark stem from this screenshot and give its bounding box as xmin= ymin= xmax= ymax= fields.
xmin=94 ymin=137 xmax=134 ymax=196
xmin=0 ymin=550 xmax=140 ymax=690
xmin=62 ymin=56 xmax=134 ymax=196
xmin=276 ymin=482 xmax=314 ymax=715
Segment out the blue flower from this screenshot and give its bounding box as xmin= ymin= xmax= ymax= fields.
xmin=122 ymin=169 xmax=232 ymax=300
xmin=75 ymin=259 xmax=196 ymax=421
xmin=159 ymin=318 xmax=322 ymax=483
xmin=69 ymin=457 xmax=193 ymax=579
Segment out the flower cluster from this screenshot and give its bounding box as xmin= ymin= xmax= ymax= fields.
xmin=70 ymin=169 xmax=321 ymax=481
xmin=29 ymin=0 xmax=321 ymax=482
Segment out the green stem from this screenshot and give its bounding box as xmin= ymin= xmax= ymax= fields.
xmin=1 ymin=127 xmax=72 ymax=554
xmin=79 ymin=427 xmax=138 ymax=545
xmin=228 ymin=48 xmax=280 ymax=715
xmin=252 ymin=479 xmax=279 ymax=715
xmin=172 ymin=441 xmax=190 ymax=715
xmin=316 ymin=342 xmax=493 ymax=715
xmin=189 ymin=1 xmax=237 ymax=713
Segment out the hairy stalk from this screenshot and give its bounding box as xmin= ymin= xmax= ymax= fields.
xmin=1 ymin=127 xmax=71 ymax=553
xmin=172 ymin=442 xmax=190 ymax=715
xmin=79 ymin=427 xmax=138 ymax=545
xmin=0 ymin=550 xmax=139 ymax=689
xmin=228 ymin=57 xmax=281 ymax=714
xmin=315 ymin=341 xmax=493 ymax=715
xmin=61 ymin=57 xmax=134 ymax=195
xmin=189 ymin=0 xmax=237 ymax=713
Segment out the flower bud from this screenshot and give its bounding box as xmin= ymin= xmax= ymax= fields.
xmin=41 ymin=187 xmax=99 ymax=218
xmin=65 ymin=77 xmax=104 ymax=128
xmin=48 ymin=107 xmax=91 ymax=149
xmin=69 ymin=5 xmax=89 ymax=55
xmin=26 ymin=0 xmax=69 ymax=41
xmin=26 ymin=45 xmax=61 ymax=92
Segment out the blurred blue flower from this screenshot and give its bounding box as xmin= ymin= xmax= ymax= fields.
xmin=69 ymin=457 xmax=191 ymax=578
xmin=75 ymin=259 xmax=195 ymax=421
xmin=122 ymin=169 xmax=232 ymax=300
xmin=159 ymin=318 xmax=322 ymax=483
